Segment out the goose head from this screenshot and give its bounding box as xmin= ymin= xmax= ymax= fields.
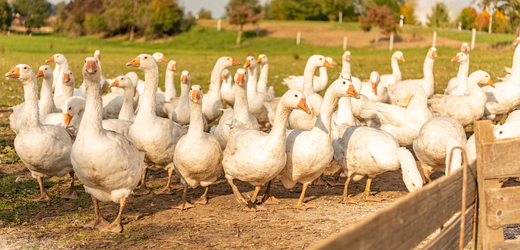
xmin=127 ymin=54 xmax=157 ymax=71
xmin=234 ymin=68 xmax=248 ymax=87
xmin=514 ymin=37 xmax=520 ymax=46
xmin=428 ymin=47 xmax=437 ymax=59
xmin=257 ymin=54 xmax=268 ymax=65
xmin=393 ymin=51 xmax=405 ymax=62
xmin=153 ymin=52 xmax=168 ymax=63
xmin=37 ymin=65 xmax=53 ymax=79
xmin=110 ymin=75 xmax=133 ymax=89
xmin=343 ymin=51 xmax=351 ymax=62
xmin=331 ymin=74 xmax=359 ymax=99
xmin=94 ymin=50 xmax=101 ymax=61
xmin=451 ymin=52 xmax=469 ymax=64
xmin=495 ymin=121 xmax=520 ymax=139
xmin=461 ymin=43 xmax=470 ymax=54
xmin=309 ymin=54 xmax=333 ymax=69
xmin=369 ymin=71 xmax=381 ymax=92
xmin=395 ymin=83 xmax=426 ymax=108
xmin=62 ymin=70 xmax=75 ymax=86
xmin=244 ymin=56 xmax=257 ymax=69
xmin=281 ymin=90 xmax=310 ymax=114
xmin=221 ymin=68 xmax=231 ymax=82
xmin=45 ymin=54 xmax=67 ymax=64
xmin=63 ymin=96 xmax=86 ymax=128
xmin=216 ymin=56 xmax=240 ymax=68
xmin=5 ymin=64 xmax=34 ymax=82
xmin=82 ymin=57 xmax=101 ymax=83
xmin=469 ymin=70 xmax=494 ymax=88
xmin=326 ymin=57 xmax=337 ymax=66
xmin=190 ymin=85 xmax=203 ymax=104
xmin=180 ymin=70 xmax=191 ymax=85
xmin=167 ymin=60 xmax=177 ymax=72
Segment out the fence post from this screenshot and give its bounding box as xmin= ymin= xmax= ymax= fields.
xmin=339 ymin=12 xmax=342 ymax=23
xmin=400 ymin=15 xmax=404 ymax=27
xmin=297 ymin=31 xmax=301 ymax=45
xmin=389 ymin=33 xmax=394 ymax=51
xmin=217 ymin=19 xmax=221 ymax=31
xmin=7 ymin=30 xmax=9 ymax=36
xmin=471 ymin=28 xmax=476 ymax=50
xmin=343 ymin=36 xmax=347 ymax=50
xmin=432 ymin=31 xmax=437 ymax=48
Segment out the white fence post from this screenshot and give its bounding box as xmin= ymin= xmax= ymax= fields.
xmin=343 ymin=36 xmax=347 ymax=50
xmin=432 ymin=31 xmax=437 ymax=48
xmin=217 ymin=19 xmax=221 ymax=31
xmin=339 ymin=12 xmax=342 ymax=23
xmin=297 ymin=31 xmax=301 ymax=45
xmin=400 ymin=15 xmax=404 ymax=27
xmin=471 ymin=28 xmax=476 ymax=50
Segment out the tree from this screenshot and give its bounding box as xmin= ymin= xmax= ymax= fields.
xmin=493 ymin=9 xmax=508 ymax=33
xmin=319 ymin=0 xmax=352 ymax=22
xmin=12 ymin=0 xmax=51 ymax=33
xmin=269 ymin=0 xmax=325 ymax=21
xmin=149 ymin=0 xmax=184 ymax=38
xmin=426 ymin=2 xmax=451 ymax=29
xmin=225 ymin=0 xmax=264 ymax=45
xmin=197 ymin=8 xmax=212 ymax=19
xmin=400 ymin=0 xmax=418 ymax=25
xmin=458 ymin=7 xmax=477 ymax=30
xmin=0 ymin=0 xmax=13 ymax=31
xmin=372 ymin=0 xmax=404 ymax=19
xmin=360 ymin=5 xmax=398 ymax=44
xmin=475 ymin=10 xmax=490 ymax=32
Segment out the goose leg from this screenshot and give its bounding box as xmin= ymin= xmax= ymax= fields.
xmin=362 ymin=177 xmax=383 ymax=202
xmin=293 ymin=183 xmax=317 ymax=210
xmin=83 ymin=195 xmax=109 ymax=229
xmin=172 ymin=184 xmax=194 ymax=210
xmin=191 ymin=186 xmax=209 ymax=205
xmin=227 ymin=179 xmax=248 ymax=205
xmin=28 ymin=176 xmax=50 ymax=202
xmin=60 ymin=171 xmax=78 ymax=199
xmin=134 ymin=167 xmax=150 ymax=195
xmin=100 ymin=197 xmax=126 ymax=233
xmin=422 ymin=167 xmax=432 ymax=184
xmin=155 ymin=168 xmax=174 ymax=195
xmin=341 ymin=177 xmax=359 ymax=204
xmin=243 ymin=185 xmax=266 ymax=212
xmin=261 ymin=180 xmax=280 ymax=205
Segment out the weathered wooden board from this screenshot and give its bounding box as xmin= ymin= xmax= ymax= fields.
xmin=486 ymin=186 xmax=520 ymax=227
xmin=489 ymin=240 xmax=520 ymax=250
xmin=310 ymin=166 xmax=476 ymax=250
xmin=479 ymin=138 xmax=520 ymax=179
xmin=423 ymin=205 xmax=475 ymax=250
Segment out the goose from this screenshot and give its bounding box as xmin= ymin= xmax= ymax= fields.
xmin=162 ymin=71 xmax=199 ymax=126
xmin=109 ymin=75 xmax=137 ymax=122
xmin=45 ymin=53 xmax=69 ymax=94
xmin=153 ymin=52 xmax=168 ymax=63
xmin=288 ymin=55 xmax=334 ymax=130
xmin=244 ymin=56 xmax=273 ymax=126
xmin=428 ymin=71 xmax=494 ymax=127
xmin=6 ymin=64 xmax=77 ymax=201
xmin=223 ymin=90 xmax=310 ymax=211
xmin=126 ymin=54 xmax=187 ymax=195
xmin=71 ymin=57 xmax=144 ymax=233
xmin=203 ymin=57 xmax=241 ymax=124
xmin=333 ymin=126 xmax=422 ymax=203
xmin=360 ymin=82 xmax=433 ymax=146
xmin=276 ymin=76 xmax=359 ymax=210
xmin=444 ymin=44 xmax=470 ymax=95
xmin=172 ymin=85 xmax=223 ymax=210
xmin=413 ymin=117 xmax=467 ymax=184
xmin=388 ymin=47 xmax=437 ymax=103
xmin=257 ymin=54 xmax=275 ymax=96
xmin=164 ymin=60 xmax=177 ymax=100
xmin=282 ymin=57 xmax=337 ymax=93
xmin=482 ymin=38 xmax=520 ymax=121
xmin=134 ymin=53 xmax=169 ymax=118
xmin=360 ymin=71 xmax=388 ymax=103
xmin=220 ymin=69 xmax=235 ymax=107
xmin=340 ymin=51 xmax=363 ymax=89
xmin=213 ymin=69 xmax=259 ymax=150
xmin=102 ymin=73 xmax=141 ymax=120
xmin=53 ymin=70 xmax=75 ymax=108
xmin=379 ymin=51 xmax=405 ymax=88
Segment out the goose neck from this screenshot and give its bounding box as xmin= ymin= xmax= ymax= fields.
xmin=247 ymin=66 xmax=259 ymax=98
xmin=209 ymin=63 xmax=226 ymax=93
xmin=136 ymin=67 xmax=159 ymax=119
xmin=233 ymin=84 xmax=250 ymax=121
xmin=119 ymin=86 xmax=135 ymax=120
xmin=39 ymin=77 xmax=56 ymax=116
xmin=511 ymin=44 xmax=520 ymax=80
xmin=62 ymin=82 xmax=75 ymax=100
xmin=342 ymin=60 xmax=351 ymax=74
xmin=391 ymin=57 xmax=401 ymax=79
xmin=258 ymin=63 xmax=269 ymax=91
xmin=268 ymin=102 xmax=292 ymax=144
xmin=80 ymin=77 xmax=104 ymax=136
xmin=187 ymin=102 xmax=205 ymax=138
xmin=165 ymin=70 xmax=176 ymax=100
xmin=336 ymin=97 xmax=356 ymax=125
xmin=21 ymin=76 xmax=41 ymax=129
xmin=302 ymin=64 xmax=318 ymax=97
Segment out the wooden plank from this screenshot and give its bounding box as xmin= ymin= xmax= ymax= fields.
xmin=310 ymin=166 xmax=476 ymax=250
xmin=475 ymin=121 xmax=505 ymax=250
xmin=479 ymin=137 xmax=520 ymax=178
xmin=423 ymin=205 xmax=475 ymax=250
xmin=489 ymin=240 xmax=520 ymax=250
xmin=486 ymin=186 xmax=520 ymax=227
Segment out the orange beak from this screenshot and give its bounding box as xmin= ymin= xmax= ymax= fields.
xmin=232 ymin=59 xmax=240 ymax=66
xmin=171 ymin=63 xmax=176 ymax=71
xmin=515 ymin=38 xmax=520 ymax=46
xmin=160 ymin=55 xmax=168 ymax=62
xmin=330 ymin=59 xmax=337 ymax=66
xmin=45 ymin=56 xmax=55 ymax=62
xmin=126 ymin=57 xmax=141 ymax=67
xmin=236 ymin=73 xmax=245 ymax=85
xmin=372 ymin=82 xmax=377 ymax=92
xmin=324 ymin=59 xmax=333 ymax=69
xmin=462 ymin=45 xmax=468 ymax=52
xmin=63 ymin=73 xmax=71 ymax=83
xmin=134 ymin=87 xmax=136 ymax=97
xmin=243 ymin=59 xmax=251 ymax=68
xmin=221 ymin=73 xmax=226 ymax=81
xmin=85 ymin=61 xmax=97 ymax=74
xmin=488 ymin=79 xmax=495 ymax=88
xmin=344 ymin=54 xmax=351 ymax=61
xmin=64 ymin=113 xmax=73 ymax=127
xmin=297 ymin=98 xmax=311 ymax=115
xmin=431 ymin=50 xmax=437 ymax=58
xmin=256 ymin=57 xmax=262 ymax=63
xmin=181 ymin=74 xmax=188 ymax=83
xmin=451 ymin=55 xmax=460 ymax=62
xmin=36 ymin=70 xmax=44 ymax=78
xmin=5 ymin=67 xmax=20 ymax=78
xmin=399 ymin=105 xmax=407 ymax=108
xmin=191 ymin=90 xmax=200 ymax=103
xmin=347 ymin=85 xmax=359 ymax=99
xmin=110 ymin=79 xmax=119 ymax=87
xmin=399 ymin=55 xmax=405 ymax=62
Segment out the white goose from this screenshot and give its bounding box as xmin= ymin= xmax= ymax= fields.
xmin=340 ymin=51 xmax=363 ymax=89
xmin=45 ymin=53 xmax=69 ymax=94
xmin=162 ymin=71 xmax=193 ymax=125
xmin=444 ymin=44 xmax=470 ymax=95
xmin=360 ymin=71 xmax=388 ymax=103
xmin=257 ymin=54 xmax=275 ymax=96
xmin=220 ymin=69 xmax=235 ymax=107
xmin=127 ymin=54 xmax=187 ymax=195
xmin=282 ymin=57 xmax=337 ymax=93
xmin=413 ymin=117 xmax=467 ymax=184
xmin=164 ymin=60 xmax=177 ymax=100
xmin=276 ymin=77 xmax=359 ymax=210
xmin=223 ymin=90 xmax=310 ymax=211
xmin=172 ymin=85 xmax=223 ymax=210
xmin=109 ymin=75 xmax=137 ymax=122
xmin=203 ymin=57 xmax=241 ymax=124
xmin=379 ymin=51 xmax=405 ymax=88
xmin=6 ymin=64 xmax=77 ymax=201
xmin=244 ymin=56 xmax=273 ymax=125
xmin=428 ymin=70 xmax=494 ymax=127
xmin=71 ymin=57 xmax=144 ymax=233
xmin=135 ymin=53 xmax=169 ymax=118
xmin=153 ymin=52 xmax=168 ymax=63
xmin=214 ymin=69 xmax=259 ymax=150
xmin=53 ymin=70 xmax=75 ymax=108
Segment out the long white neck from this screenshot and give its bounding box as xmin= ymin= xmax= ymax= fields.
xmin=234 ymin=83 xmax=250 ymax=122
xmin=62 ymin=81 xmax=75 ymax=100
xmin=257 ymin=63 xmax=269 ymax=92
xmin=165 ymin=70 xmax=176 ymax=100
xmin=78 ymin=76 xmax=104 ymax=138
xmin=342 ymin=60 xmax=351 ymax=74
xmin=177 ymin=82 xmax=190 ymax=108
xmin=335 ymin=97 xmax=356 ymax=125
xmin=511 ymin=45 xmax=520 ymax=84
xmin=312 ymin=87 xmax=339 ymax=136
xmin=187 ymin=101 xmax=205 ymax=139
xmin=21 ymin=76 xmax=41 ymax=129
xmin=317 ymin=67 xmax=328 ymax=90
xmin=247 ymin=66 xmax=259 ymax=99
xmin=39 ymin=76 xmax=56 ymax=116
xmin=422 ymin=57 xmax=435 ymax=96
xmin=391 ymin=57 xmax=402 ymax=81
xmin=52 ymin=64 xmax=60 ymax=89
xmin=136 ymin=66 xmax=159 ymax=120
xmin=302 ymin=63 xmax=318 ymax=97
xmin=455 ymin=60 xmax=470 ymax=94
xmin=268 ymin=102 xmax=292 ymax=147
xmin=209 ymin=63 xmax=226 ymax=95
xmin=118 ymin=87 xmax=135 ymax=121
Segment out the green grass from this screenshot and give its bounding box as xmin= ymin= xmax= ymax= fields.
xmin=401 ymin=24 xmax=515 ymax=45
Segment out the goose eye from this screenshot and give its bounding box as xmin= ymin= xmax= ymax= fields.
xmin=144 ymin=56 xmax=147 ymax=59
xmin=499 ymin=131 xmax=503 ymax=134
xmin=23 ymin=67 xmax=27 ymax=70
xmin=343 ymin=81 xmax=346 ymax=84
xmin=319 ymin=58 xmax=322 ymax=60
xmin=294 ymin=94 xmax=298 ymax=98
xmin=68 ymin=107 xmax=72 ymax=110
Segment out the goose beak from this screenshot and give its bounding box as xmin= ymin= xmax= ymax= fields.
xmin=45 ymin=56 xmax=55 ymax=62
xmin=462 ymin=45 xmax=468 ymax=52
xmin=236 ymin=73 xmax=245 ymax=86
xmin=488 ymin=79 xmax=495 ymax=88
xmin=160 ymin=55 xmax=168 ymax=62
xmin=330 ymin=59 xmax=337 ymax=66
xmin=243 ymin=59 xmax=250 ymax=68
xmin=451 ymin=55 xmax=460 ymax=62
xmin=344 ymin=54 xmax=351 ymax=61
xmin=126 ymin=57 xmax=141 ymax=67
xmin=5 ymin=67 xmax=20 ymax=78
xmin=324 ymin=59 xmax=333 ymax=69
xmin=347 ymin=84 xmax=359 ymax=99
xmin=232 ymin=59 xmax=240 ymax=66
xmin=171 ymin=64 xmax=176 ymax=71
xmin=431 ymin=50 xmax=437 ymax=58
xmin=399 ymin=55 xmax=405 ymax=62
xmin=36 ymin=70 xmax=44 ymax=78
xmin=297 ymin=98 xmax=311 ymax=115
xmin=63 ymin=73 xmax=71 ymax=82
xmin=64 ymin=113 xmax=73 ymax=127
xmin=256 ymin=57 xmax=262 ymax=63
xmin=191 ymin=89 xmax=200 ymax=103
xmin=85 ymin=61 xmax=97 ymax=74
xmin=110 ymin=79 xmax=119 ymax=87
xmin=181 ymin=74 xmax=188 ymax=83
xmin=515 ymin=38 xmax=520 ymax=46
xmin=134 ymin=87 xmax=136 ymax=97
xmin=372 ymin=82 xmax=377 ymax=92
xmin=399 ymin=104 xmax=408 ymax=108
xmin=221 ymin=73 xmax=226 ymax=81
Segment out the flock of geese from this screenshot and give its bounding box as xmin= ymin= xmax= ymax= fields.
xmin=6 ymin=38 xmax=520 ymax=233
